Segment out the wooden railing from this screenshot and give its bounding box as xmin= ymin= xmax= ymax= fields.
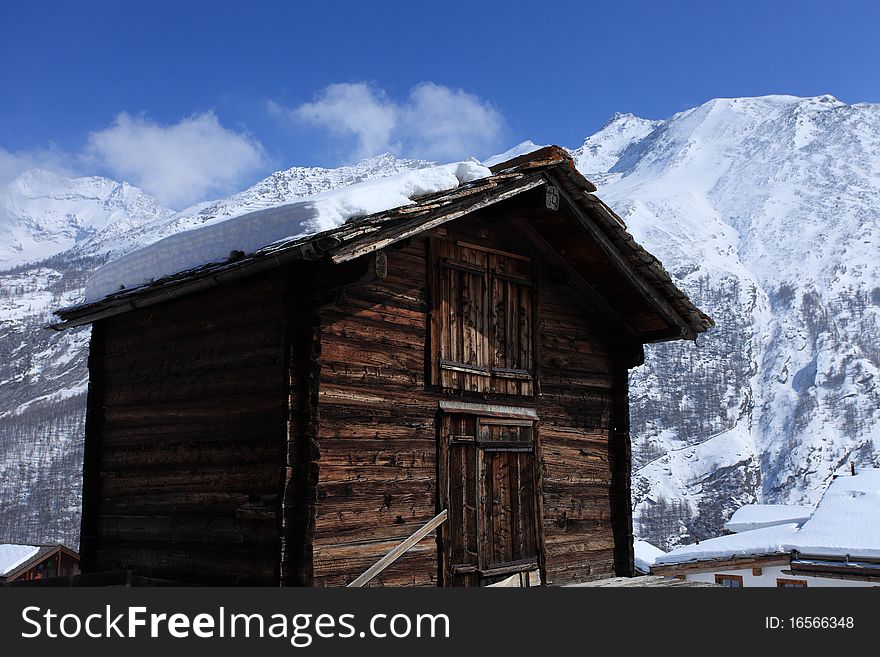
xmin=347 ymin=509 xmax=448 ymax=588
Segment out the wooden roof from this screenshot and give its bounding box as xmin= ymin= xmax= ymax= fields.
xmin=0 ymin=544 xmax=79 ymax=581
xmin=53 ymin=146 xmax=713 ymax=341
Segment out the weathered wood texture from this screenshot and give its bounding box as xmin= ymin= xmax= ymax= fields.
xmin=314 ymin=239 xmax=440 ymax=587
xmin=430 ymin=239 xmax=534 ymax=395
xmin=84 ymin=271 xmax=290 ymax=585
xmin=348 ymin=509 xmax=449 ymax=587
xmin=79 ymin=322 xmax=106 ymax=574
xmin=439 ymin=412 xmax=541 ymax=586
xmin=532 ymin=258 xmax=621 ymax=586
xmin=312 ymin=208 xmax=640 ymax=586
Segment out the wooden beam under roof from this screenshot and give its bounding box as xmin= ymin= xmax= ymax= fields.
xmin=549 ymin=176 xmax=697 ymax=340
xmin=511 ymin=216 xmax=639 ymax=342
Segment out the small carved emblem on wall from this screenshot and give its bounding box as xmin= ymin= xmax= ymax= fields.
xmin=545 ymin=185 xmax=560 ymax=211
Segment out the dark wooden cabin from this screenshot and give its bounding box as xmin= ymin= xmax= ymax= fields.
xmin=53 ymin=147 xmax=712 ymax=587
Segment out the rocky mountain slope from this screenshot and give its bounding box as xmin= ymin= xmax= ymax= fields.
xmin=574 ymin=95 xmax=880 ymax=547
xmin=1 ymin=95 xmax=878 ymax=550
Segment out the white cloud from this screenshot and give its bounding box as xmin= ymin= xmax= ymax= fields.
xmin=0 ymin=146 xmax=76 ymax=186
xmin=275 ymin=82 xmax=505 ymax=162
xmin=400 ymin=83 xmax=506 ymax=161
xmin=286 ymin=84 xmax=399 ymax=160
xmin=86 ymin=112 xmax=268 ymax=209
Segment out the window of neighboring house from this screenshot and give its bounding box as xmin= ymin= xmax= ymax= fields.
xmin=440 ymin=406 xmax=541 ymax=586
xmin=715 ymin=574 xmax=744 ymax=588
xmin=25 ymin=554 xmax=58 ymax=580
xmin=430 ymin=239 xmax=535 ymax=395
xmin=777 ymin=578 xmax=808 ymax=588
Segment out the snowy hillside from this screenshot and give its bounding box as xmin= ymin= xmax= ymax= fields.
xmin=573 ymin=95 xmax=880 ymax=547
xmin=1 ymin=94 xmax=878 ymax=550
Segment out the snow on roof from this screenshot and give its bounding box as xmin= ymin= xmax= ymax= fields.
xmin=482 ymin=141 xmax=546 ymax=167
xmin=655 ymin=469 xmax=880 ymax=568
xmin=794 ymin=468 xmax=880 ymax=560
xmin=0 ymin=544 xmax=40 ymax=577
xmin=634 ymin=540 xmax=665 ymax=574
xmin=723 ymin=503 xmax=814 ymax=533
xmin=653 ymin=523 xmax=800 ymax=567
xmin=84 ymin=160 xmax=490 ymax=303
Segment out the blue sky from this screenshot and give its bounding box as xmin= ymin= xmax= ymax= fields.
xmin=2 ymin=0 xmax=879 ymax=208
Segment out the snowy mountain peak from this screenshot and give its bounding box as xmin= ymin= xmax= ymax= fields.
xmin=0 ymin=169 xmax=173 ymax=269
xmin=7 ymin=168 xmax=71 ymax=194
xmin=482 ymin=141 xmax=546 ymax=167
xmin=574 ymin=95 xmax=865 ymax=185
xmin=6 ymin=168 xmax=129 ymax=202
xmin=571 ymin=113 xmax=663 ymax=180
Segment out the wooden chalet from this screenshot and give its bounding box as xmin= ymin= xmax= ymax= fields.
xmin=0 ymin=544 xmax=79 ymax=583
xmin=53 ymin=146 xmax=712 ymax=587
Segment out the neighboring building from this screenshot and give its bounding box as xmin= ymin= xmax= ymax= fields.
xmin=723 ymin=504 xmax=814 ymax=534
xmin=634 ymin=540 xmax=665 ymax=575
xmin=0 ymin=544 xmax=79 ymax=583
xmin=52 ymin=147 xmax=712 ymax=587
xmin=652 ymin=468 xmax=880 ymax=587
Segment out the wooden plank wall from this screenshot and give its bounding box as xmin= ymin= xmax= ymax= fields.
xmin=312 ymin=212 xmax=635 ymax=586
xmin=314 ymin=239 xmax=439 ymax=586
xmin=533 ymin=277 xmax=619 ymax=584
xmin=85 ymin=271 xmax=289 ymax=585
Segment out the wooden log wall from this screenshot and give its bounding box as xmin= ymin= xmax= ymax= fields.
xmin=532 ymin=270 xmax=620 ymax=584
xmin=84 ymin=271 xmax=290 ymax=585
xmin=312 ymin=210 xmax=638 ymax=587
xmin=313 ymin=239 xmax=439 ymax=586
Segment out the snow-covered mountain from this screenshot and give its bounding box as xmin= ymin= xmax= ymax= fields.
xmin=573 ymin=95 xmax=880 ymax=547
xmin=1 ymin=95 xmax=878 ymax=550
xmin=0 ymin=170 xmax=174 ymax=268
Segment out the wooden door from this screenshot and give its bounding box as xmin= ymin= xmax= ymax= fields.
xmin=440 ymin=412 xmax=542 ymax=586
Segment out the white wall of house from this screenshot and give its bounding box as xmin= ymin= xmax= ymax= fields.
xmin=683 ymin=565 xmax=875 ymax=588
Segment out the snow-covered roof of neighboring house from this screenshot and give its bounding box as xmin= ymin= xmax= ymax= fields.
xmin=653 ymin=523 xmax=800 ymax=567
xmin=723 ymin=504 xmax=814 ymax=533
xmin=793 ymin=468 xmax=880 ymax=560
xmin=53 ymin=147 xmax=713 ymax=340
xmin=0 ymin=544 xmax=41 ymax=577
xmin=634 ymin=540 xmax=665 ymax=574
xmin=654 ymin=468 xmax=880 ymax=569
xmin=0 ymin=544 xmax=80 ymax=581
